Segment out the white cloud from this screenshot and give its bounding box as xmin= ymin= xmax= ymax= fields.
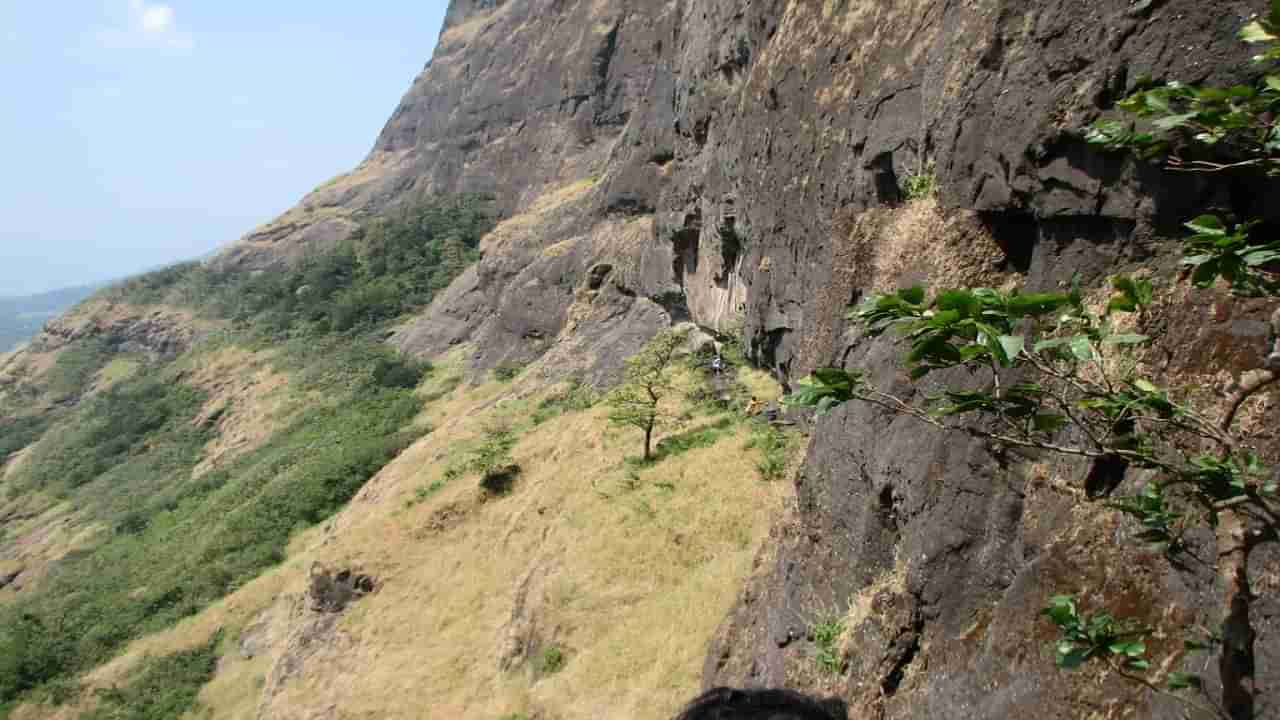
xmin=140 ymin=5 xmax=176 ymax=34
xmin=96 ymin=1 xmax=193 ymax=52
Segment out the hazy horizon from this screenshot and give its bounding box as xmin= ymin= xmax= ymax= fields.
xmin=1 ymin=2 xmax=450 ymax=297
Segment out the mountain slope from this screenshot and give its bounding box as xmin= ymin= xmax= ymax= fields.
xmin=4 ymin=1 xmax=1279 ymax=719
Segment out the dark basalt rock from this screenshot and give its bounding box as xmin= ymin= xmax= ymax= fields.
xmin=306 ymin=564 xmax=376 ymax=614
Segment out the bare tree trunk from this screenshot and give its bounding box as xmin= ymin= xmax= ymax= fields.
xmin=1213 ymin=363 xmax=1276 ymax=719
xmin=1216 ymin=511 xmax=1254 ymax=720
xmin=644 ymin=421 xmax=653 ymax=461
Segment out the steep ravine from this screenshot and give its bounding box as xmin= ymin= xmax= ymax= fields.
xmin=4 ymin=0 xmax=1278 ymax=718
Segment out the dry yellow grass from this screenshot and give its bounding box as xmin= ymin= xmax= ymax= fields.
xmin=481 ymin=177 xmax=599 ymax=255
xmin=252 ymin=391 xmax=785 ymax=720
xmin=11 ymin=356 xmax=788 ymax=720
xmin=186 ymin=348 xmax=294 ymax=478
xmin=0 ymin=498 xmax=102 ymax=605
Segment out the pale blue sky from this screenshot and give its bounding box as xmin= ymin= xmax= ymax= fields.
xmin=0 ymin=2 xmax=450 ymax=296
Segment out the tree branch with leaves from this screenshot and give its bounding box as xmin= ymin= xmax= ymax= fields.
xmin=785 ymin=6 xmax=1280 ymax=717
xmin=606 ymin=328 xmax=690 ymax=461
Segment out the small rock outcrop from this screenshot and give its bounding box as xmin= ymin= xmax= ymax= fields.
xmin=305 ymin=564 xmax=376 ymax=614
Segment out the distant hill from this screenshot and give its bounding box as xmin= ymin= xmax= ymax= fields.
xmin=0 ymin=284 xmax=100 ymax=352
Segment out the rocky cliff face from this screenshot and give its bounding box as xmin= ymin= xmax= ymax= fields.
xmin=210 ymin=1 xmax=1277 ymax=716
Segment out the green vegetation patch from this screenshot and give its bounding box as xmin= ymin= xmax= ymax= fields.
xmin=811 ymin=618 xmax=846 ymax=675
xmin=44 ymin=338 xmax=113 ymax=403
xmin=105 ymin=194 xmax=494 ymax=339
xmin=646 ymin=416 xmax=735 ymax=464
xmin=0 ymin=194 xmax=489 ymax=712
xmin=744 ymin=422 xmax=794 ymax=482
xmin=80 ymin=632 xmax=222 ymax=720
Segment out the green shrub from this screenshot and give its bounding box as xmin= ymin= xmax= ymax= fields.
xmin=81 ymin=632 xmax=221 ymax=720
xmin=471 ymin=426 xmax=519 ymax=494
xmin=21 ymin=375 xmax=209 ymax=495
xmin=1041 ymin=596 xmax=1149 ymax=671
xmin=0 ymin=414 xmax=54 ymax=459
xmin=646 ymin=416 xmax=734 ymax=464
xmin=811 ymin=618 xmax=845 ymax=675
xmin=744 ymin=423 xmax=792 ymax=481
xmin=535 ymin=645 xmax=566 ymax=676
xmin=43 ymin=337 xmax=112 ymax=402
xmin=492 ymin=362 xmax=526 ymax=383
xmin=899 ymin=164 xmax=936 ymax=201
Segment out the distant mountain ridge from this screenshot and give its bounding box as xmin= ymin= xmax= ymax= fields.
xmin=0 ymin=284 xmax=100 ymax=352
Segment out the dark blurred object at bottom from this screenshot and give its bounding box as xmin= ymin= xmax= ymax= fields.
xmin=675 ymin=687 xmax=847 ymax=720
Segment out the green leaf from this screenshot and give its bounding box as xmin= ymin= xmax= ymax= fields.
xmin=1168 ymin=672 xmax=1202 ymax=691
xmin=1006 ymin=292 xmax=1072 ymax=318
xmin=1241 ymin=20 xmax=1278 ymax=44
xmin=1127 ymin=658 xmax=1152 ymax=671
xmin=1134 ymin=278 xmax=1154 ymax=305
xmin=1186 ymin=215 xmax=1226 ymax=236
xmin=1058 ymin=647 xmax=1091 ymax=669
xmin=1133 ymin=378 xmax=1160 ymax=394
xmin=1109 ymin=640 xmax=1145 ymax=657
xmin=998 ymin=335 xmax=1025 ymax=363
xmin=1243 ymin=249 xmax=1280 ymax=266
xmin=935 ymin=289 xmax=981 ymax=316
xmin=813 ymin=367 xmax=855 ymax=389
xmin=1070 ymin=336 xmax=1095 ymax=361
xmin=1152 ymin=112 xmax=1198 ymax=131
xmin=899 ymin=286 xmax=926 ymax=305
xmin=909 ymin=336 xmax=963 ymax=365
xmin=1267 ymin=75 xmax=1280 ymax=93
xmin=1191 ymin=261 xmax=1220 ymax=288
xmin=1043 ymin=596 xmax=1077 ymax=626
xmin=1032 ymin=414 xmax=1068 ymax=433
xmin=1102 ymin=334 xmax=1149 ymax=345
xmin=1107 ymin=296 xmax=1136 ymax=313
xmin=1033 ymin=337 xmax=1071 ymax=352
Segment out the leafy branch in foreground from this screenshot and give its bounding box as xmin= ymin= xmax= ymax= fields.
xmin=786 ymin=278 xmax=1277 ymax=710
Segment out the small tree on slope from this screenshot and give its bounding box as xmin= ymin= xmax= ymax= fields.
xmin=606 ymin=328 xmax=689 ymax=461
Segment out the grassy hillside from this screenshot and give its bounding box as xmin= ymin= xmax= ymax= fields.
xmin=0 ymin=285 xmax=100 ymax=353
xmin=10 ymin=348 xmax=793 ymax=720
xmin=0 ymin=196 xmax=495 ymax=718
xmin=0 ymin=189 xmax=798 ymax=720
